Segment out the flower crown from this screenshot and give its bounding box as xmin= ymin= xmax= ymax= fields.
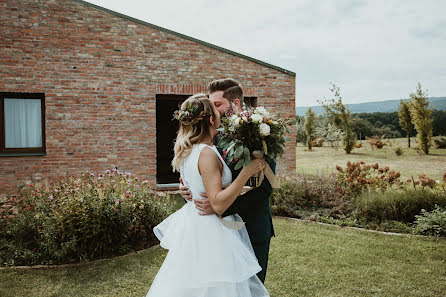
xmin=173 ymin=103 xmax=200 ymax=122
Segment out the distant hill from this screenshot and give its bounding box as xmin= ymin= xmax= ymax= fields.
xmin=295 ymin=97 xmax=446 ymax=116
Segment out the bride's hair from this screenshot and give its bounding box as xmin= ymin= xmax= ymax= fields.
xmin=171 ymin=93 xmax=219 ymax=172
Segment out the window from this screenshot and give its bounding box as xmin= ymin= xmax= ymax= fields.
xmin=0 ymin=92 xmax=46 ymax=155
xmin=244 ymin=96 xmax=258 ymax=108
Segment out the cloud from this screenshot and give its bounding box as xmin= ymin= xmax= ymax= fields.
xmin=86 ymin=0 xmax=446 ymax=106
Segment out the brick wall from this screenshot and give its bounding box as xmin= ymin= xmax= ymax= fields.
xmin=0 ymin=0 xmax=296 ymax=195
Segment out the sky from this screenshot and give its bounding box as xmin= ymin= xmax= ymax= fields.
xmin=86 ymin=0 xmax=446 ymax=107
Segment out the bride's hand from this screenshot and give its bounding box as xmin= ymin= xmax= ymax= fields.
xmin=241 ymin=158 xmax=266 ymax=177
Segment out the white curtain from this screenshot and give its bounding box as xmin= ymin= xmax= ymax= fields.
xmin=4 ymin=98 xmax=42 ymax=148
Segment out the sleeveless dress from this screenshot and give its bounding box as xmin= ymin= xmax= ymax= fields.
xmin=146 ymin=143 xmax=270 ymax=297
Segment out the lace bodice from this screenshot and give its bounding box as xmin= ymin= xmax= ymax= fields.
xmin=180 ymin=144 xmax=232 ymax=200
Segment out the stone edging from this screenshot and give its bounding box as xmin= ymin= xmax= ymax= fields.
xmin=275 ymin=216 xmax=446 ymax=239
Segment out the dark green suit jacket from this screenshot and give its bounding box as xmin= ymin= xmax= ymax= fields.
xmin=216 ymin=141 xmax=275 ymax=244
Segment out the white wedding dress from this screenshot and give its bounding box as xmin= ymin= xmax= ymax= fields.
xmin=146 ymin=143 xmax=269 ymax=297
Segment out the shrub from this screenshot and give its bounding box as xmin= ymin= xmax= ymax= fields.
xmin=354 ymin=142 xmax=363 ymax=148
xmin=434 ymin=136 xmax=446 ymax=148
xmin=0 ymin=169 xmax=177 ymax=266
xmin=271 ymin=174 xmax=352 ymax=218
xmin=335 ymin=161 xmax=404 ymax=197
xmin=407 ymin=173 xmax=446 ymax=191
xmin=394 ymin=147 xmax=403 ymax=156
xmin=366 ymin=136 xmax=385 ymax=149
xmin=414 ymin=205 xmax=446 ymax=237
xmin=354 ymin=189 xmax=446 ymax=224
xmin=311 ymin=137 xmax=324 ymax=147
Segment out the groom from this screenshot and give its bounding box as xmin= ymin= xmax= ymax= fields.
xmin=179 ymin=78 xmax=275 ymax=283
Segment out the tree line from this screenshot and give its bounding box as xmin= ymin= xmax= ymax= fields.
xmin=298 ymin=83 xmax=445 ymax=154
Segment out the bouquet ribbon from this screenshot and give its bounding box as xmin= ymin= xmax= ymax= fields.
xmin=250 ymin=150 xmax=279 ymax=189
xmin=217 ymin=215 xmax=246 ymax=230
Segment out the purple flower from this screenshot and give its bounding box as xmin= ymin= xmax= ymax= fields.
xmin=48 ymin=195 xmax=54 ymax=200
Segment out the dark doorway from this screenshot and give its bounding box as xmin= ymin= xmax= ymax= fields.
xmin=244 ymin=96 xmax=258 ymax=108
xmin=156 ymin=95 xmax=189 ymax=185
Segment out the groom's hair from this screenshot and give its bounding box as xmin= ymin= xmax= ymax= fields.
xmin=223 ymin=85 xmax=243 ymax=103
xmin=208 ymin=78 xmax=239 ymax=93
xmin=208 ymin=78 xmax=243 ymax=102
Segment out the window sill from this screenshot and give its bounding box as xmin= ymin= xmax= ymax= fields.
xmin=156 ymin=183 xmax=180 ymax=191
xmin=0 ymin=152 xmax=46 ymax=157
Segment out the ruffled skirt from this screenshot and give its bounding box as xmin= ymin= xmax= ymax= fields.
xmin=146 ymin=201 xmax=269 ymax=297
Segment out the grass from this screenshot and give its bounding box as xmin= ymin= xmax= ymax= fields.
xmin=1 ymin=217 xmax=445 ymax=297
xmin=296 ymin=138 xmax=446 ymax=180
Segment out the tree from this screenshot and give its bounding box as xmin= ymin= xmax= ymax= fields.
xmin=408 ymin=83 xmax=433 ymax=154
xmin=314 ymin=118 xmax=343 ymax=148
xmin=295 ymin=115 xmax=306 ymax=145
xmin=398 ymin=100 xmax=413 ymax=147
xmin=319 ymin=84 xmax=356 ymax=154
xmin=304 ymin=108 xmax=316 ymax=150
xmin=350 ymin=116 xmax=373 ymax=140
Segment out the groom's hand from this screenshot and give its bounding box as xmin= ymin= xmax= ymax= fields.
xmin=179 ymin=178 xmax=192 ymax=201
xmin=194 ymin=193 xmax=216 ymax=215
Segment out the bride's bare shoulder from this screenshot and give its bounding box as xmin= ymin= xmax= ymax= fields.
xmin=198 ymin=146 xmax=222 ymax=173
xmin=199 ymin=146 xmax=218 ymax=159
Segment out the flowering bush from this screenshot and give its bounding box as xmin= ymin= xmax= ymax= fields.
xmin=219 ymin=106 xmax=293 ymax=170
xmin=354 ymin=142 xmax=363 ymax=148
xmin=407 ymin=173 xmax=446 ymax=192
xmin=366 ymin=136 xmax=385 ymax=149
xmin=335 ymin=161 xmax=404 ymax=197
xmin=0 ymin=169 xmax=177 ymax=266
xmin=311 ymin=137 xmax=324 ymax=147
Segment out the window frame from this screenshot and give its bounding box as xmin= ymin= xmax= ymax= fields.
xmin=0 ymin=92 xmax=46 ymax=156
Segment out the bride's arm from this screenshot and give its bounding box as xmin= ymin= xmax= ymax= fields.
xmin=222 ymin=158 xmax=276 ymax=217
xmin=198 ymin=147 xmax=264 ymax=216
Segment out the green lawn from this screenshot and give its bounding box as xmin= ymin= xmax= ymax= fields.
xmin=1 ymin=217 xmax=445 ymax=297
xmin=296 ymin=139 xmax=446 ymax=180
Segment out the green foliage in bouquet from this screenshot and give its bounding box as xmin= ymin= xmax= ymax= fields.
xmin=0 ymin=169 xmax=177 ymax=266
xmin=218 ymin=106 xmax=294 ymax=170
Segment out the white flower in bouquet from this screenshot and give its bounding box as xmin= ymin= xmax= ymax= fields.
xmin=259 ymin=123 xmax=271 ymax=136
xmin=254 ymin=106 xmax=271 ymax=118
xmin=230 ymin=114 xmax=241 ymax=128
xmin=251 ymin=113 xmax=263 ymax=124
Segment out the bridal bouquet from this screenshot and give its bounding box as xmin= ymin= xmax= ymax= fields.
xmin=218 ymin=105 xmax=293 ymax=187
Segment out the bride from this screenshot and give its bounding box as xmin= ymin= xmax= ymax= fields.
xmin=146 ymin=93 xmax=270 ymax=297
